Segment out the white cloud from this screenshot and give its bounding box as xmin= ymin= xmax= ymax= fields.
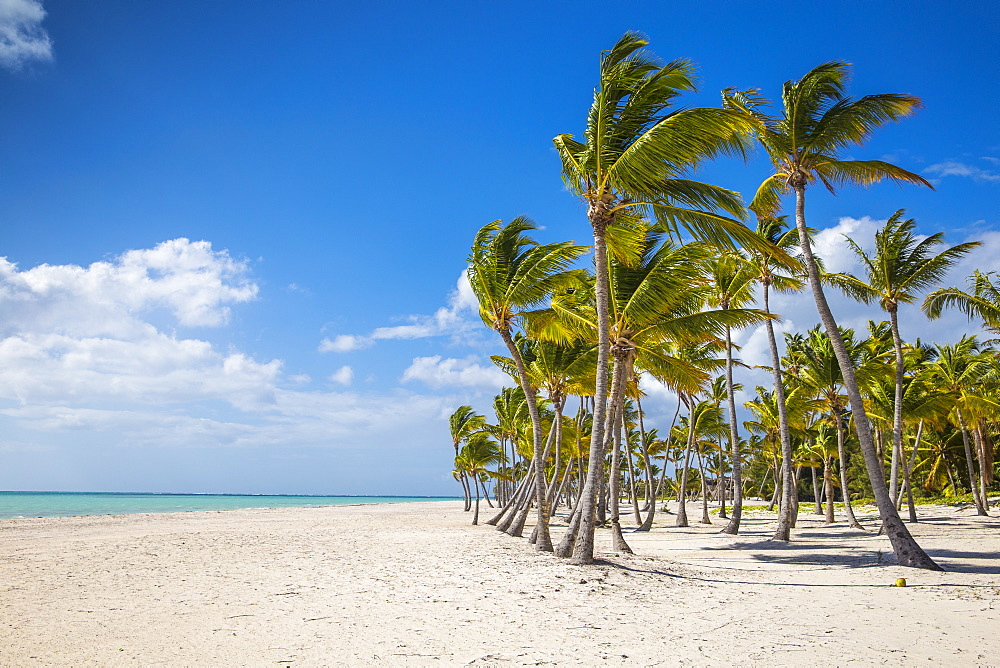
xmin=318 ymin=334 xmax=372 ymax=353
xmin=925 ymin=161 xmax=1000 ymax=183
xmin=372 ymin=270 xmax=479 ymax=340
xmin=0 ymin=239 xmax=274 ymax=411
xmin=326 ymin=270 xmax=480 ymax=349
xmin=811 ymin=215 xmax=883 ymax=273
xmin=400 ymin=355 xmax=507 ymax=389
xmin=0 ymin=0 xmax=52 ymax=70
xmin=329 ymin=365 xmax=353 ymax=386
xmin=0 ymin=238 xmax=257 ymax=337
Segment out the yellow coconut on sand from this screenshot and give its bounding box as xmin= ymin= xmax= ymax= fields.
xmin=895 ymin=578 xmax=907 ymax=587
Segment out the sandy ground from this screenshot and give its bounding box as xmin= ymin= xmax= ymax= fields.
xmin=1 ymin=499 xmax=998 ymax=666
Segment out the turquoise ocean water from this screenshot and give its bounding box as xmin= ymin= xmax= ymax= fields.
xmin=0 ymin=491 xmax=457 ymax=520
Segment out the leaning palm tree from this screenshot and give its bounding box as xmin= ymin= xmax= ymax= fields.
xmin=553 ymin=31 xmax=768 ymax=565
xmin=727 ymin=63 xmax=941 ymax=570
xmin=828 ymin=210 xmax=979 ymax=511
xmin=467 ymin=216 xmax=586 ymax=550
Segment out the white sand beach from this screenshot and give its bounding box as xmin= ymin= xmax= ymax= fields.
xmin=1 ymin=500 xmax=998 ymax=666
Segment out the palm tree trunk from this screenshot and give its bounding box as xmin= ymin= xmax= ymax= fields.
xmin=675 ymin=397 xmax=695 ymax=527
xmin=812 ymin=463 xmax=823 ymax=515
xmin=888 ymin=308 xmax=906 ymax=506
xmin=607 ymin=366 xmax=633 ymax=554
xmin=553 ymin=458 xmax=575 ymax=513
xmin=722 ymin=326 xmax=745 ymax=535
xmin=697 ymin=448 xmax=712 ymax=524
xmin=717 ymin=445 xmax=727 ymax=520
xmin=902 ymin=420 xmax=922 ymax=523
xmin=834 ymin=411 xmax=865 ymax=530
xmin=472 ymin=474 xmax=481 ymax=525
xmin=497 ymin=329 xmax=553 ymax=551
xmin=792 ymin=181 xmax=940 ymax=570
xmin=482 ymin=473 xmax=495 ymax=508
xmin=623 ymin=436 xmax=642 ymax=525
xmin=641 ymin=398 xmax=681 ymax=531
xmin=974 ymin=427 xmax=991 ymax=514
xmin=492 ymin=459 xmax=533 ymax=529
xmin=562 ymin=217 xmax=613 ymax=563
xmin=824 ymin=456 xmax=835 ymax=524
xmin=635 ymin=395 xmax=656 ymax=527
xmin=760 ymin=285 xmax=795 ymax=540
xmin=957 ymin=410 xmax=988 ymax=515
xmin=460 ymin=474 xmax=472 ymax=512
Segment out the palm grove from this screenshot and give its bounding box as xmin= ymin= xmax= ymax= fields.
xmin=449 ymin=33 xmax=995 ymax=571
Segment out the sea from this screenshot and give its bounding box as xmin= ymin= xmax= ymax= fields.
xmin=0 ymin=491 xmax=457 ymax=520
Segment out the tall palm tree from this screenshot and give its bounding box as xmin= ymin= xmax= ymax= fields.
xmin=728 ymin=63 xmax=941 ymax=570
xmin=828 ymin=210 xmax=979 ymax=510
xmin=467 ymin=216 xmax=586 ymax=551
xmin=554 ymin=33 xmax=766 ymax=564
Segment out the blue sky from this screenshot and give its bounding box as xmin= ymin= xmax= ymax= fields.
xmin=1 ymin=1 xmax=998 ymax=495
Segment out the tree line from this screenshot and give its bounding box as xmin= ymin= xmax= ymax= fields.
xmin=450 ymin=32 xmax=996 ymax=572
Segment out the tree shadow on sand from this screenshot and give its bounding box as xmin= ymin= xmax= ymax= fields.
xmin=920 ymin=549 xmax=1000 ymax=574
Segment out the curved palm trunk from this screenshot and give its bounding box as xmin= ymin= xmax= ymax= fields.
xmin=492 ymin=458 xmax=533 ymax=529
xmin=498 ymin=328 xmax=553 ymax=551
xmin=472 ymin=474 xmax=481 ymax=525
xmin=834 ymin=411 xmax=865 ymax=530
xmin=460 ymin=474 xmax=472 ymax=512
xmin=792 ymin=182 xmax=941 ymax=570
xmin=761 ymin=284 xmax=796 ymax=540
xmin=561 ymin=220 xmax=613 ymax=563
xmin=722 ymin=326 xmax=744 ymax=534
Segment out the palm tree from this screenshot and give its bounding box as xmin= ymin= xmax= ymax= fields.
xmin=449 ymin=406 xmax=486 ymax=511
xmin=456 ymin=432 xmax=505 ymax=525
xmin=553 ymin=32 xmax=769 ymax=565
xmin=728 ymin=63 xmax=941 ymax=570
xmin=828 ymin=209 xmax=979 ymax=510
xmin=467 ymin=216 xmax=586 ymax=550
